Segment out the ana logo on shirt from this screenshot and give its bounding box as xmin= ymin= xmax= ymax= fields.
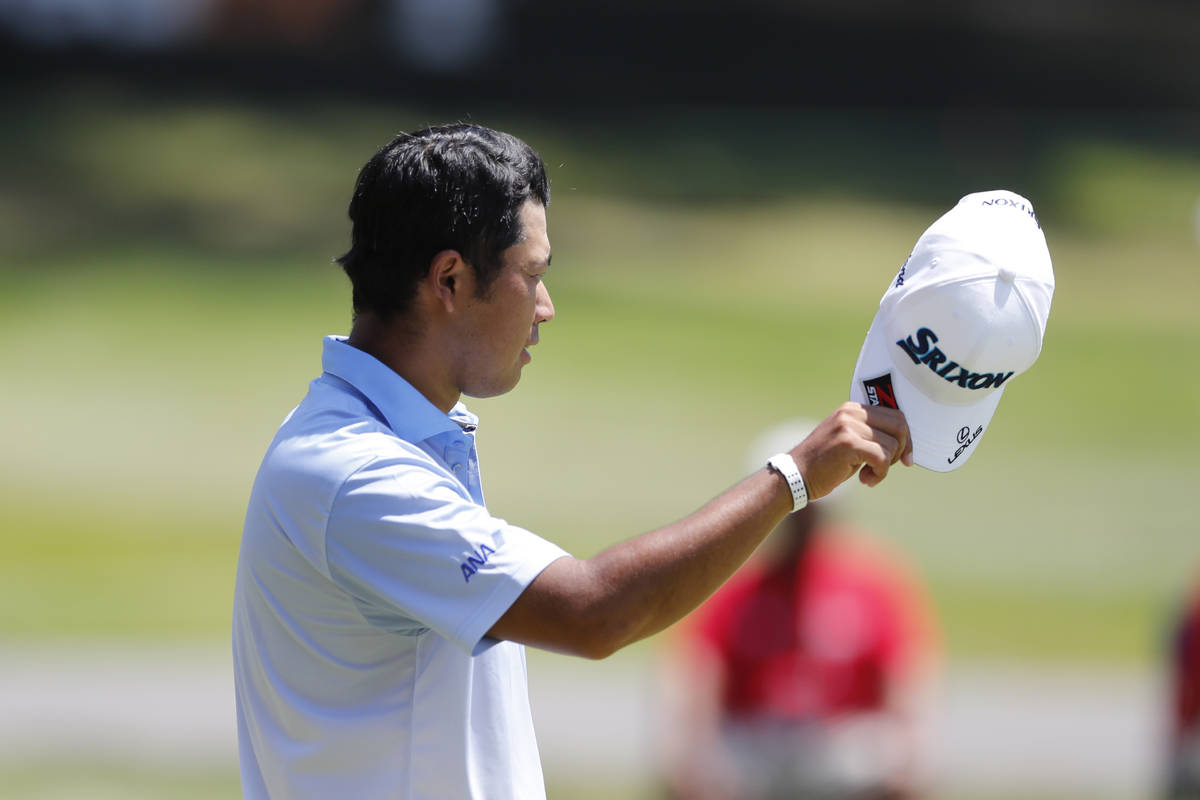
xmin=461 ymin=544 xmax=496 ymax=583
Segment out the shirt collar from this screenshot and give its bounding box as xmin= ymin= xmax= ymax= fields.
xmin=321 ymin=335 xmax=478 ymax=443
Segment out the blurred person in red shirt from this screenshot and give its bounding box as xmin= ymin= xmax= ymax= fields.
xmin=1168 ymin=581 xmax=1200 ymax=798
xmin=660 ymin=420 xmax=939 ymax=800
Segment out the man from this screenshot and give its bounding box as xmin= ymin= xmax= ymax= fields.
xmin=1168 ymin=581 xmax=1200 ymax=798
xmin=232 ymin=123 xmax=912 ymax=799
xmin=661 ymin=420 xmax=938 ymax=800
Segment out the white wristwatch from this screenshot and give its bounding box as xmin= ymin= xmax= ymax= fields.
xmin=766 ymin=453 xmax=809 ymax=512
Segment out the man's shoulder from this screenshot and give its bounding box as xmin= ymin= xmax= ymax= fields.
xmin=259 ymin=382 xmax=434 ymax=493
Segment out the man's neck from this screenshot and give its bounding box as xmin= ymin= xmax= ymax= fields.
xmin=347 ymin=313 xmax=460 ymax=414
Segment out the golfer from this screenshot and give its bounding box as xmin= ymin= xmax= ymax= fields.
xmin=232 ymin=123 xmax=912 ymax=799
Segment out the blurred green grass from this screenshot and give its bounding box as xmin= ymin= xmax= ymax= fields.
xmin=0 ymin=761 xmax=1141 ymax=800
xmin=0 ymin=83 xmax=1197 ymax=670
xmin=0 ymin=762 xmax=242 ymax=800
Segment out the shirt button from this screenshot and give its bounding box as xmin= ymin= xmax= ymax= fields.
xmin=452 ymin=463 xmax=463 ymax=473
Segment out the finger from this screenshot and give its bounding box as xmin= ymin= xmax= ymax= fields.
xmin=858 ymin=462 xmax=886 ymax=487
xmin=857 ymin=440 xmax=894 ymax=485
xmin=869 ymin=429 xmax=902 ymax=465
xmin=858 ymin=464 xmax=877 ymax=487
xmin=863 ymin=406 xmax=912 ymax=467
xmin=862 ymin=405 xmax=908 ymax=441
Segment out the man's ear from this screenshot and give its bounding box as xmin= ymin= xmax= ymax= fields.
xmin=427 ymin=249 xmax=472 ymax=313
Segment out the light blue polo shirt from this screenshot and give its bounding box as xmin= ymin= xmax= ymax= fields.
xmin=233 ymin=335 xmax=569 ymax=800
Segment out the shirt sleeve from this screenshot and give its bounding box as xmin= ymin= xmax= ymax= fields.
xmin=324 ymin=452 xmax=569 ymax=656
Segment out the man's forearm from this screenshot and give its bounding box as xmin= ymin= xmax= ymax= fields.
xmin=579 ymin=466 xmax=793 ymax=654
xmin=485 ymin=466 xmax=791 ymax=659
xmin=489 ymin=403 xmax=912 ymax=658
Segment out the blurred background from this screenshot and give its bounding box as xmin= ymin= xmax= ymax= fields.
xmin=1 ymin=1 xmax=1198 ymax=798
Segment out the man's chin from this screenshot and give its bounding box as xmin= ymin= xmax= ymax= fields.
xmin=462 ymin=369 xmax=524 ymax=400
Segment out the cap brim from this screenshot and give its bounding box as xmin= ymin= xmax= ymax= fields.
xmin=850 ymin=311 xmax=1005 ymax=472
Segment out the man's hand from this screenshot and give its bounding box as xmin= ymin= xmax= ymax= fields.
xmin=791 ymin=403 xmax=913 ymax=498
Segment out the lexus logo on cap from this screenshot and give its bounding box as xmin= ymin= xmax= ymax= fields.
xmin=948 ymin=425 xmax=984 ymax=465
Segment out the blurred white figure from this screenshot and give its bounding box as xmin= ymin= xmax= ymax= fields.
xmin=660 ymin=420 xmax=940 ymax=800
xmin=388 ymin=0 xmax=500 ymax=72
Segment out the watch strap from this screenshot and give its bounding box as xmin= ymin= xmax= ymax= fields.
xmin=766 ymin=453 xmax=809 ymax=512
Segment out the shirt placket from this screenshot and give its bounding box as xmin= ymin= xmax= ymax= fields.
xmin=440 ymin=434 xmax=482 ymax=505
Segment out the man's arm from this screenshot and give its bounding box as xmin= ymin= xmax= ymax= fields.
xmin=487 ymin=403 xmax=912 ymax=659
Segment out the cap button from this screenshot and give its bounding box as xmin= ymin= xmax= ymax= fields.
xmin=998 ymin=267 xmax=1017 ymax=283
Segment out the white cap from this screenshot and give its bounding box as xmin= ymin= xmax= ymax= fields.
xmin=849 ymin=190 xmax=1054 ymax=472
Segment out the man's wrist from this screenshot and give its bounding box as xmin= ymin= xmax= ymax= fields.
xmin=766 ymin=453 xmax=809 ymax=512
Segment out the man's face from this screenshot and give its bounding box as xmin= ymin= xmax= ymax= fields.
xmin=454 ymin=199 xmax=555 ymax=399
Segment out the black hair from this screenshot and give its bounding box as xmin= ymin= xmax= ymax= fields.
xmin=336 ymin=124 xmax=550 ymax=319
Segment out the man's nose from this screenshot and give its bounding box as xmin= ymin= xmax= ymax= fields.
xmin=535 ymin=280 xmax=555 ymax=324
